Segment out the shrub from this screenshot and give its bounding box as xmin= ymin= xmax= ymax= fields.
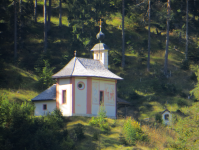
xmin=122 ymin=117 xmax=147 ymax=145
xmin=92 ymin=132 xmax=99 ymax=141
xmin=71 ymin=123 xmax=85 ymax=141
xmin=190 ymin=72 xmax=197 ymax=81
xmin=0 ymin=96 xmax=74 ymax=150
xmin=89 ymin=106 xmax=110 ymax=132
xmin=180 ymin=60 xmax=189 ymax=70
xmin=177 ymin=98 xmax=188 ymax=107
xmin=155 ymin=113 xmax=163 ymax=124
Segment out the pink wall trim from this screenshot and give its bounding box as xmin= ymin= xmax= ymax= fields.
xmin=70 ymin=78 xmax=72 ymax=114
xmin=56 ymin=79 xmax=59 ymax=109
xmin=71 ymin=77 xmax=76 ymax=113
xmin=87 ymin=77 xmax=92 ymax=114
xmin=115 ymin=80 xmax=117 ymax=118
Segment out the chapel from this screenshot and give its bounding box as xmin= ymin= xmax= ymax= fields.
xmin=32 ymin=20 xmax=123 ymax=118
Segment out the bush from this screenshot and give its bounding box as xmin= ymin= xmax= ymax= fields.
xmin=122 ymin=117 xmax=148 ymax=145
xmin=177 ymin=98 xmax=188 ymax=107
xmin=0 ymin=96 xmax=74 ymax=150
xmin=190 ymin=72 xmax=197 ymax=81
xmin=180 ymin=60 xmax=189 ymax=70
xmin=92 ymin=132 xmax=99 ymax=141
xmin=155 ymin=113 xmax=163 ymax=124
xmin=89 ymin=106 xmax=110 ymax=132
xmin=71 ymin=123 xmax=85 ymax=141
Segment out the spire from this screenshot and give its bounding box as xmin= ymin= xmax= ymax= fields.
xmin=96 ymin=19 xmax=105 ymax=41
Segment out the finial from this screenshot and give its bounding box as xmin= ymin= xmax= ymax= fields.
xmin=74 ymin=50 xmax=76 ymax=57
xmin=98 ymin=19 xmax=103 ymax=31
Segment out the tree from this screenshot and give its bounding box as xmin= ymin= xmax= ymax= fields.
xmin=48 ymin=0 xmax=52 ymax=30
xmin=185 ymin=0 xmax=189 ymax=60
xmin=34 ymin=0 xmax=37 ymax=22
xmin=59 ymin=0 xmax=62 ymax=27
xmin=44 ymin=0 xmax=47 ymax=52
xmin=147 ymin=0 xmax=151 ymax=72
xmin=14 ymin=0 xmax=17 ymax=61
xmin=121 ymin=0 xmax=125 ymax=68
xmin=164 ymin=0 xmax=170 ymax=75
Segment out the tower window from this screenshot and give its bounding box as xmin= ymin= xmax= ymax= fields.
xmin=100 ymin=91 xmax=104 ymax=105
xmin=100 ymin=53 xmax=102 ymax=60
xmin=62 ymin=90 xmax=67 ymax=104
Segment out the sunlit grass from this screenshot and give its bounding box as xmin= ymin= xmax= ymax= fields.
xmin=0 ymin=89 xmax=38 ymax=102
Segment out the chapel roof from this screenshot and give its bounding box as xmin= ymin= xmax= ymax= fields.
xmin=31 ymin=84 xmax=56 ymax=101
xmin=52 ymin=57 xmax=122 ymax=80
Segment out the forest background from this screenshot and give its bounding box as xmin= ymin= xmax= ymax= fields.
xmin=1 ymin=0 xmax=199 ymax=149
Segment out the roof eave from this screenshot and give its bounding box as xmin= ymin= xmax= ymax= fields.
xmin=32 ymin=99 xmax=56 ymax=102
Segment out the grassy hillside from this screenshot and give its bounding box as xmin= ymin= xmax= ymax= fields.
xmin=1 ymin=0 xmax=199 ymax=149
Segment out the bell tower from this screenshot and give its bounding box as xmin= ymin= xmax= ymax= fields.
xmin=91 ymin=19 xmax=109 ymax=69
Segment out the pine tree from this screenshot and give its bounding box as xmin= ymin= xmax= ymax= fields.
xmin=44 ymin=0 xmax=47 ymax=52
xmin=147 ymin=0 xmax=151 ymax=72
xmin=34 ymin=0 xmax=37 ymax=22
xmin=185 ymin=0 xmax=189 ymax=60
xmin=59 ymin=0 xmax=62 ymax=27
xmin=121 ymin=0 xmax=125 ymax=68
xmin=14 ymin=0 xmax=17 ymax=61
xmin=164 ymin=0 xmax=170 ymax=75
xmin=48 ymin=0 xmax=51 ymax=31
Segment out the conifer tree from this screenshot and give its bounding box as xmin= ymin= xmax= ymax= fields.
xmin=44 ymin=0 xmax=47 ymax=52
xmin=59 ymin=0 xmax=62 ymax=27
xmin=147 ymin=0 xmax=151 ymax=72
xmin=34 ymin=0 xmax=37 ymax=22
xmin=14 ymin=0 xmax=17 ymax=61
xmin=122 ymin=0 xmax=125 ymax=68
xmin=164 ymin=0 xmax=170 ymax=75
xmin=185 ymin=0 xmax=189 ymax=60
xmin=48 ymin=0 xmax=52 ymax=30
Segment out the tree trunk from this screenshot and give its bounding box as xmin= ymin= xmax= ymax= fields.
xmin=59 ymin=0 xmax=62 ymax=27
xmin=164 ymin=0 xmax=170 ymax=75
xmin=48 ymin=0 xmax=51 ymax=30
xmin=14 ymin=0 xmax=17 ymax=61
xmin=34 ymin=0 xmax=37 ymax=22
xmin=44 ymin=0 xmax=47 ymax=52
xmin=121 ymin=0 xmax=125 ymax=68
xmin=19 ymin=0 xmax=23 ymax=50
xmin=147 ymin=0 xmax=151 ymax=72
xmin=185 ymin=0 xmax=189 ymax=60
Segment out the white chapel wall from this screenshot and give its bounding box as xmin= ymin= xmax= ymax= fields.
xmin=75 ymin=78 xmax=87 ymax=115
xmin=92 ymin=78 xmax=116 ymax=118
xmin=34 ymin=101 xmax=56 ymax=116
xmin=58 ymin=78 xmax=72 ymax=116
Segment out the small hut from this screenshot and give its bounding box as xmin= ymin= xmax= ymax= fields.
xmin=162 ymin=109 xmax=172 ymax=125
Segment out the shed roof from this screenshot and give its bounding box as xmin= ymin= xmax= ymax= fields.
xmin=117 ymin=97 xmax=131 ymax=105
xmin=31 ymin=84 xmax=56 ymax=101
xmin=52 ymin=57 xmax=122 ymax=80
xmin=162 ymin=109 xmax=170 ymax=114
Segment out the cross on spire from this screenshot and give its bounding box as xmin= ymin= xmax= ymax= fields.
xmin=98 ymin=19 xmax=103 ymax=31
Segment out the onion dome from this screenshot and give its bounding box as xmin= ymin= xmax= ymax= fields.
xmin=96 ymin=31 xmax=105 ymax=40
